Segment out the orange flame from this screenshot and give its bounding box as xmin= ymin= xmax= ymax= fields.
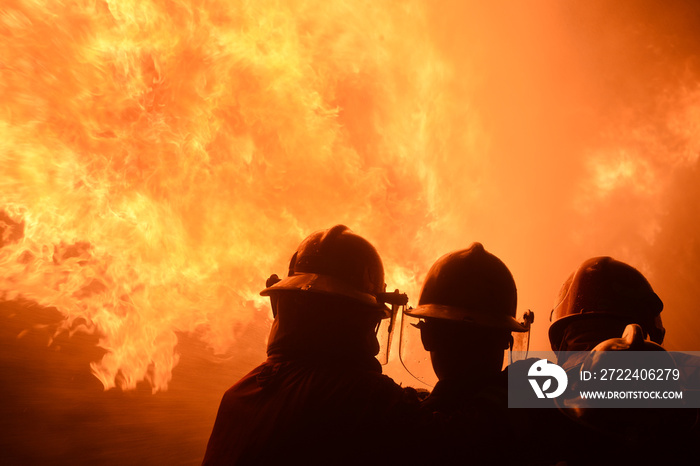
xmin=3 ymin=0 xmax=700 ymax=392
xmin=0 ymin=0 xmax=471 ymax=391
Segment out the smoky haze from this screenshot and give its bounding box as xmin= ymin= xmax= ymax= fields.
xmin=1 ymin=0 xmax=700 ymax=463
xmin=421 ymin=0 xmax=700 ymax=352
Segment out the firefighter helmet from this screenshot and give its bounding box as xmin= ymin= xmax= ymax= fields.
xmin=549 ymin=256 xmax=664 ymax=351
xmin=260 ymin=225 xmax=389 ymax=316
xmin=405 ymin=243 xmax=528 ymax=332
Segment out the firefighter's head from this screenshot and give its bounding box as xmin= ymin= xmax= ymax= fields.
xmin=405 ymin=243 xmax=529 ymax=381
xmin=260 ymin=225 xmax=390 ymax=359
xmin=549 ymin=256 xmax=664 ymax=353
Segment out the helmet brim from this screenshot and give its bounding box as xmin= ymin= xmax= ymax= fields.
xmin=405 ymin=303 xmax=528 ymax=332
xmin=548 ymin=312 xmax=665 ymax=351
xmin=260 ymin=273 xmax=391 ymax=317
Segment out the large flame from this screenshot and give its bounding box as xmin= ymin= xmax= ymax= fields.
xmin=0 ymin=0 xmax=469 ymax=391
xmin=2 ymin=0 xmax=700 ymax=393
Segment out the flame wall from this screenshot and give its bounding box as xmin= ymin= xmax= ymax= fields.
xmin=2 ymin=0 xmax=700 ymax=395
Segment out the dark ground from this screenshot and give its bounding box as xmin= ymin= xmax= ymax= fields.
xmin=0 ymin=299 xmax=268 ymax=466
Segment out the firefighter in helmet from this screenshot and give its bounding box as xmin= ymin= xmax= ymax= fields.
xmin=549 ymin=256 xmax=665 ymax=366
xmin=406 ymin=243 xmax=531 ymax=410
xmin=547 ymin=256 xmax=698 ymax=465
xmin=203 ymin=225 xmax=418 ymax=466
xmin=403 ymin=243 xmax=533 ymax=464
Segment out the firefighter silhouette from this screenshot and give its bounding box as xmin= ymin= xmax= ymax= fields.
xmin=403 ymin=243 xmax=533 ymax=465
xmin=546 ymin=256 xmax=699 ymax=465
xmin=202 ymin=225 xmax=419 ymax=466
xmin=550 ymin=256 xmax=665 ymax=359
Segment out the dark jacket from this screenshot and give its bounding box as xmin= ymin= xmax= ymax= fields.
xmin=203 ymin=354 xmax=418 ymax=465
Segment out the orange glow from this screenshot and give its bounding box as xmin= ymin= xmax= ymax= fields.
xmin=2 ymin=0 xmax=700 ymax=394
xmin=0 ymin=0 xmax=462 ymax=391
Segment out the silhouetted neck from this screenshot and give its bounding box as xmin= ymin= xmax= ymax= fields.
xmin=265 ymin=294 xmax=382 ymax=365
